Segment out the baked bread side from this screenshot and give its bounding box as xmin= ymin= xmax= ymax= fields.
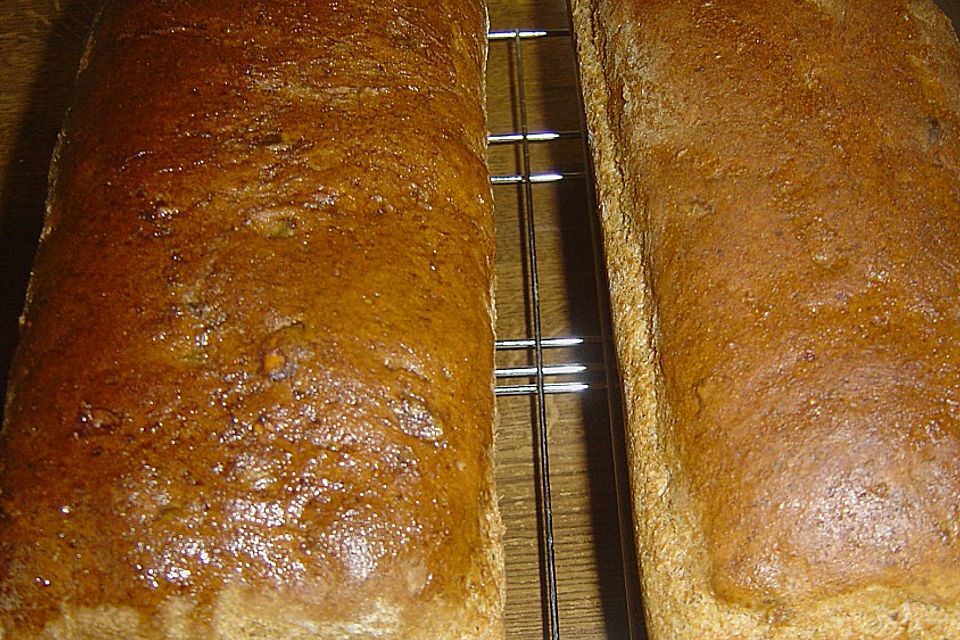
xmin=0 ymin=1 xmax=502 ymax=638
xmin=572 ymin=0 xmax=960 ymax=637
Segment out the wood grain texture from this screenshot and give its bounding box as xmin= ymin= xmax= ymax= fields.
xmin=486 ymin=2 xmax=634 ymax=637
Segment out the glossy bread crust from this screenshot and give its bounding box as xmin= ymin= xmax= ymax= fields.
xmin=572 ymin=0 xmax=960 ymax=637
xmin=0 ymin=1 xmax=503 ymax=637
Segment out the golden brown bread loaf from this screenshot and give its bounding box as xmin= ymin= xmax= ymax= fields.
xmin=572 ymin=0 xmax=960 ymax=637
xmin=0 ymin=1 xmax=502 ymax=638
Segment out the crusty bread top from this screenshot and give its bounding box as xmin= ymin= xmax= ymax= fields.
xmin=0 ymin=1 xmax=501 ymax=637
xmin=589 ymin=0 xmax=960 ymax=610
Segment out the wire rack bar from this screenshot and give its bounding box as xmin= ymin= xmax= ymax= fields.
xmin=490 ymin=23 xmax=631 ymax=638
xmin=488 ymin=28 xmax=571 ymax=40
xmin=496 ymin=336 xmax=587 ymax=349
xmin=512 ymin=28 xmax=562 ymax=640
xmin=491 ymin=171 xmax=585 ymax=185
xmin=497 ymin=363 xmax=586 ymax=378
xmin=496 ymin=382 xmax=590 ymax=397
xmin=488 ymin=130 xmax=582 ymax=144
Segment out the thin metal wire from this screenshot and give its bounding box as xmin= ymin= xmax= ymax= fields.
xmin=495 ymin=364 xmax=589 ymax=397
xmin=490 ymin=25 xmax=634 ymax=639
xmin=513 ymin=29 xmax=562 ymax=640
xmin=488 ymin=130 xmax=581 ymax=145
xmin=496 ymin=381 xmax=590 ymax=397
xmin=497 ymin=363 xmax=586 ymax=378
xmin=491 ymin=171 xmax=585 ymax=185
xmin=488 ymin=28 xmax=570 ymax=40
xmin=496 ymin=336 xmax=587 ymax=349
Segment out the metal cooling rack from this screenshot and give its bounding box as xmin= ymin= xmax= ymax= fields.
xmin=488 ymin=27 xmax=642 ymax=640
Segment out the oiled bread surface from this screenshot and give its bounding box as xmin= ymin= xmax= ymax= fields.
xmin=571 ymin=0 xmax=960 ymax=637
xmin=0 ymin=1 xmax=502 ymax=638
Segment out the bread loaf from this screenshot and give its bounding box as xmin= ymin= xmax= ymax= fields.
xmin=572 ymin=0 xmax=960 ymax=637
xmin=0 ymin=1 xmax=502 ymax=638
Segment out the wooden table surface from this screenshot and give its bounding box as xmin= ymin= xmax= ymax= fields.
xmin=485 ymin=2 xmax=636 ymax=637
xmin=0 ymin=1 xmax=637 ymax=638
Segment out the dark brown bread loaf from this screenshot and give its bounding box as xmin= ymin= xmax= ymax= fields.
xmin=0 ymin=1 xmax=502 ymax=638
xmin=572 ymin=0 xmax=960 ymax=636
